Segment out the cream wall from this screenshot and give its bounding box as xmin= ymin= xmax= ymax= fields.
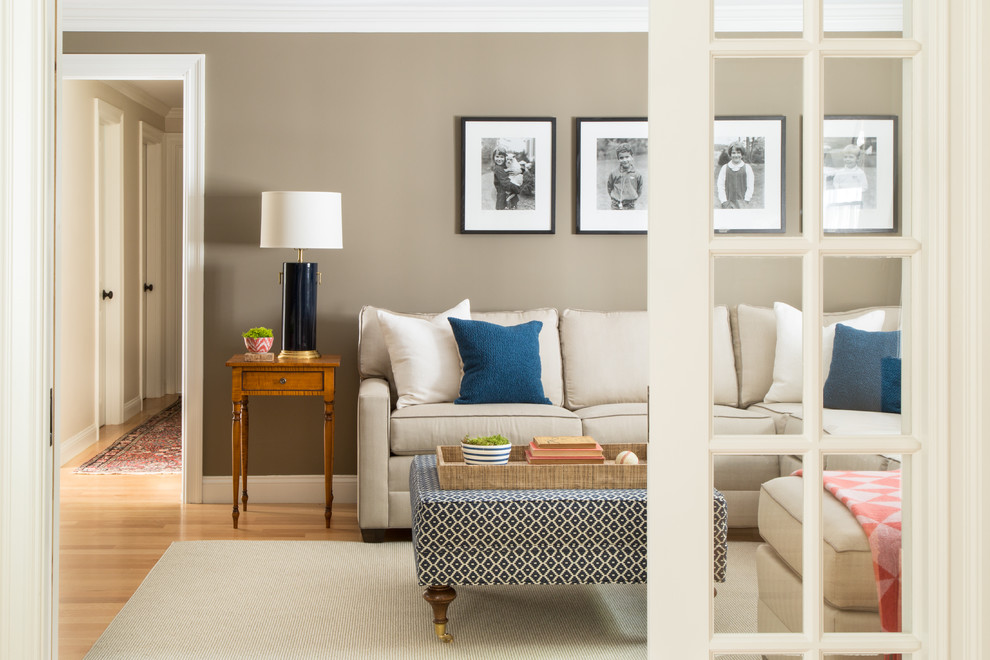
xmin=59 ymin=80 xmax=168 ymax=460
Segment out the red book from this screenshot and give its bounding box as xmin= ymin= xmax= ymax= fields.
xmin=525 ymin=449 xmax=605 ymax=465
xmin=527 ymin=440 xmax=603 ymax=458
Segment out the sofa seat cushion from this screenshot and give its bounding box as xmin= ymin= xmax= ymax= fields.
xmin=574 ymin=402 xmax=647 ymax=444
xmin=748 ymin=403 xmax=901 ymax=436
xmin=389 ymin=403 xmax=582 ymax=455
xmin=713 ymin=404 xmax=776 ymax=435
xmin=748 ymin=402 xmax=804 ymax=434
xmin=759 ymin=475 xmax=879 ymax=610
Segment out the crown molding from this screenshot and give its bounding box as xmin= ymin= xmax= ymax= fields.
xmin=60 ymin=0 xmax=903 ymax=34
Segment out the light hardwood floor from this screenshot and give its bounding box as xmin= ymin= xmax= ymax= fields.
xmin=58 ymin=395 xmax=372 ymax=659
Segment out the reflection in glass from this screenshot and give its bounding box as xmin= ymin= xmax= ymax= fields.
xmin=824 ymin=58 xmax=906 ymax=236
xmin=714 ymin=455 xmax=803 ymax=635
xmin=822 ymin=454 xmax=904 ymax=637
xmin=823 ymin=257 xmax=905 ymax=435
xmin=824 ymin=0 xmax=906 ymax=38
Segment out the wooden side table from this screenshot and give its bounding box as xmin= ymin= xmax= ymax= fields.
xmin=225 ymin=354 xmax=341 ymax=529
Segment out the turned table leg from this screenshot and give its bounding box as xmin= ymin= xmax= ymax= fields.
xmin=423 ymin=585 xmax=456 ymax=642
xmin=241 ymin=397 xmax=249 ymax=511
xmin=231 ymin=399 xmax=243 ymax=529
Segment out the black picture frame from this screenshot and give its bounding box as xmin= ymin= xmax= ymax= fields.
xmin=460 ymin=117 xmax=556 ymax=234
xmin=575 ymin=117 xmax=648 ymax=234
xmin=823 ymin=115 xmax=898 ymax=234
xmin=713 ymin=115 xmax=786 ymax=233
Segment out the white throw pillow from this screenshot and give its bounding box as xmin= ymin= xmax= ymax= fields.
xmin=376 ymin=299 xmax=470 ymax=408
xmin=713 ymin=306 xmax=738 ymax=406
xmin=764 ymin=302 xmax=885 ymax=403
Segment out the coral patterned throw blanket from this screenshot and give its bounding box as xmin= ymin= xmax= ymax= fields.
xmin=797 ymin=469 xmax=902 ymax=637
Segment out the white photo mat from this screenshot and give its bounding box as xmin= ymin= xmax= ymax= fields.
xmin=576 ymin=118 xmax=648 ymax=234
xmin=461 ymin=117 xmax=555 ymax=234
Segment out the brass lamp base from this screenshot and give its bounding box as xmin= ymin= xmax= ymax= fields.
xmin=278 ymin=349 xmax=320 ymax=360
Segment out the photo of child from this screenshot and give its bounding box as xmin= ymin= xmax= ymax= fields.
xmin=824 ymin=140 xmax=876 ymax=209
xmin=480 ymin=138 xmax=536 ymax=211
xmin=712 ymin=139 xmax=765 ymax=210
xmin=595 ymin=138 xmax=648 ymax=211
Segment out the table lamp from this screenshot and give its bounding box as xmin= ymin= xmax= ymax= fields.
xmin=260 ymin=191 xmax=343 ymax=359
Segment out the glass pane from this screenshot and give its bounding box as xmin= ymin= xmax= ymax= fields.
xmin=714 ymin=0 xmax=802 ymax=38
xmin=824 ymin=0 xmax=907 ymax=39
xmin=822 ymin=454 xmax=907 ymax=636
xmin=713 ymin=58 xmax=801 ymax=234
xmin=824 ymin=655 xmax=912 ymax=660
xmin=713 ymin=257 xmax=802 ymax=435
xmin=823 ymin=58 xmax=907 ymax=235
xmin=713 ymin=455 xmax=803 ymax=635
xmin=716 ymin=656 xmax=801 ymax=660
xmin=823 ymin=257 xmax=905 ymax=435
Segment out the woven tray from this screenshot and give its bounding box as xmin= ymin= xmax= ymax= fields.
xmin=435 ymin=442 xmax=647 ymax=490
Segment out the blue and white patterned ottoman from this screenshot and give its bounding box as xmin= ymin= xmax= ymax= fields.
xmin=409 ymin=454 xmax=728 ymax=641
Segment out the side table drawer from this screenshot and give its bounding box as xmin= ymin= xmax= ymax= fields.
xmin=241 ymin=371 xmax=324 ymax=392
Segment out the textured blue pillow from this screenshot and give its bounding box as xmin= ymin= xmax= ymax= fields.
xmin=823 ymin=324 xmax=901 ymax=412
xmin=448 ymin=318 xmax=551 ymax=405
xmin=880 ymin=356 xmax=902 ymax=414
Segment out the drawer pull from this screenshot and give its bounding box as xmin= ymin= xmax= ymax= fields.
xmin=279 ymin=378 xmax=287 ymax=384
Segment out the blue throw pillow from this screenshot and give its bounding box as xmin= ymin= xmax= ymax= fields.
xmin=448 ymin=318 xmax=551 ymax=405
xmin=880 ymin=356 xmax=902 ymax=414
xmin=823 ymin=324 xmax=901 ymax=412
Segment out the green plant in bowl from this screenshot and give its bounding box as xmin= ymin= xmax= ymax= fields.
xmin=242 ymin=327 xmax=274 ymax=338
xmin=462 ymin=434 xmax=510 ymax=446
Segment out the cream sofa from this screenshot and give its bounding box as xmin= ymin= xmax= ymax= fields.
xmin=357 ymin=306 xmax=648 ymax=542
xmin=356 ymin=302 xmax=902 ymax=541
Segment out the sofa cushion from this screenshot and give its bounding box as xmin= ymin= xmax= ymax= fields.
xmin=574 ymin=403 xmax=647 ymax=445
xmin=732 ymin=304 xmax=777 ymax=408
xmin=765 ymin=302 xmax=885 ymax=403
xmin=473 ymin=309 xmax=564 ymax=406
xmin=713 ymin=305 xmax=739 ymax=406
xmin=748 ymin=402 xmax=804 ymax=435
xmin=713 ymin=404 xmax=776 ymax=435
xmin=559 ymin=309 xmax=648 ymax=411
xmin=389 ymin=402 xmax=582 ymax=455
xmin=359 ymin=305 xmax=444 ymax=382
xmin=376 ymin=299 xmax=470 ymax=408
xmin=759 ymin=476 xmax=879 ymax=610
xmin=824 ymin=326 xmax=902 ymax=412
xmin=448 ymin=318 xmax=551 ymax=405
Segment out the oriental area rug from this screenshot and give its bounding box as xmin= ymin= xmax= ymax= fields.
xmin=75 ymin=400 xmax=182 ymax=474
xmin=83 ymin=540 xmax=648 ymax=659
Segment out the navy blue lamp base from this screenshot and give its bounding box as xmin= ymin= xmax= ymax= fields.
xmin=280 ymin=262 xmax=319 ymax=359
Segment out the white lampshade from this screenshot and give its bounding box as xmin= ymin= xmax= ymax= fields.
xmin=260 ymin=191 xmax=343 ymax=250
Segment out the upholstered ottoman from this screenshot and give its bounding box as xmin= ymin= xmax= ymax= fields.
xmin=409 ymin=454 xmax=728 ymax=641
xmin=757 ymin=475 xmax=887 ymax=648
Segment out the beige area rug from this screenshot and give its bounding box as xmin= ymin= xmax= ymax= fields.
xmin=84 ymin=540 xmax=647 ymax=659
xmin=714 ymin=541 xmax=763 ymax=660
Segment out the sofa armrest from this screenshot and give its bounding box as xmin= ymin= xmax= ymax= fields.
xmin=357 ymin=377 xmax=392 ymax=530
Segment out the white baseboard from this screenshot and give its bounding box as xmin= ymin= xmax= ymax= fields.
xmin=123 ymin=395 xmax=143 ymax=421
xmin=201 ymin=474 xmax=357 ymax=504
xmin=59 ymin=424 xmax=99 ymax=466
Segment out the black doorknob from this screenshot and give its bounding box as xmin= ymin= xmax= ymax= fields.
xmin=144 ymin=283 xmax=154 ymax=292
xmin=102 ymin=289 xmax=113 ymax=300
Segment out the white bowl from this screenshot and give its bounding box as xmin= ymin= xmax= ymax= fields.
xmin=460 ymin=442 xmax=512 ymax=466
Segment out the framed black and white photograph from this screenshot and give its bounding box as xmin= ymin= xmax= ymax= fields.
xmin=576 ymin=118 xmax=648 ymax=234
xmin=823 ymin=115 xmax=897 ymax=233
xmin=713 ymin=116 xmax=786 ymax=233
xmin=460 ymin=117 xmax=556 ymax=234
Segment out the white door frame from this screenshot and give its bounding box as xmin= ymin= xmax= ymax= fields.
xmin=60 ymin=54 xmax=206 ymax=505
xmin=95 ymin=98 xmax=124 ymax=425
xmin=139 ymin=120 xmax=165 ymax=400
xmin=163 ymin=132 xmax=183 ymax=395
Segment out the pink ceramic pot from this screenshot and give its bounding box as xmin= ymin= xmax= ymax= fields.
xmin=244 ymin=336 xmax=273 ymax=353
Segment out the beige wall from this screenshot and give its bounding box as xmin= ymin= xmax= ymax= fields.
xmin=59 ymin=80 xmax=168 ymax=457
xmin=63 ymin=33 xmax=650 ymax=477
xmin=62 ymin=33 xmax=905 ymax=479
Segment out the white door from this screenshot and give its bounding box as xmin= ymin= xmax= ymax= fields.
xmin=96 ymin=99 xmax=124 ymax=426
xmin=141 ymin=122 xmax=165 ymax=399
xmin=648 ymin=0 xmax=940 ymax=657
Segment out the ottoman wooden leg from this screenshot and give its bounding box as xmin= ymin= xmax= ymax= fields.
xmin=423 ymin=585 xmax=456 ymax=642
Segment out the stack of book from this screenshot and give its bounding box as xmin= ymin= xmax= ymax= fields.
xmin=525 ymin=436 xmax=605 ymax=464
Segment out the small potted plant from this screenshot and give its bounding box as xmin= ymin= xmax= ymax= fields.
xmin=460 ymin=434 xmax=512 ymax=466
xmin=242 ymin=327 xmax=274 ymax=353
